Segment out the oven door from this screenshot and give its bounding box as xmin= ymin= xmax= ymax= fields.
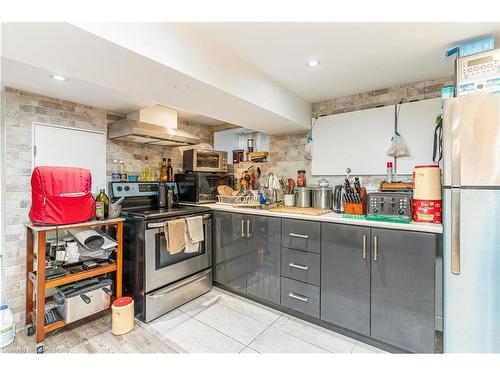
xmin=194 ymin=150 xmax=227 ymax=172
xmin=144 ymin=214 xmax=212 ymax=292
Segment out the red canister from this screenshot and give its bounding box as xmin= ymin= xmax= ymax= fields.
xmin=413 ymin=165 xmax=442 ymax=224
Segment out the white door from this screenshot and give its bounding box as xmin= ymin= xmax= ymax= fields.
xmin=33 ymin=123 xmax=106 ymax=194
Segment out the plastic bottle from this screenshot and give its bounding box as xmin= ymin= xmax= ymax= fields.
xmin=142 ymin=156 xmax=152 ymax=181
xmin=111 ymin=159 xmax=120 ymax=181
xmin=119 ymin=161 xmax=128 ymax=182
xmin=386 ymin=161 xmax=393 ymax=183
xmin=0 ymin=305 xmax=15 ymax=348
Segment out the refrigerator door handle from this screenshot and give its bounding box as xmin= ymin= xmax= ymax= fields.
xmin=451 ymin=188 xmax=461 ymax=274
xmin=450 ymin=102 xmax=461 ymax=187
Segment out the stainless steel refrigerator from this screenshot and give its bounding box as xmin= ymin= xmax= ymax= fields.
xmin=443 ymin=93 xmax=500 ymax=353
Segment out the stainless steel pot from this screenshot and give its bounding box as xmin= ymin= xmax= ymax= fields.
xmin=312 ymin=187 xmax=333 ymax=209
xmin=294 ymin=187 xmax=312 ymax=208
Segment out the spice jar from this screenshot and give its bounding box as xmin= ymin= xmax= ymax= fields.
xmin=297 ymin=170 xmax=307 ymax=187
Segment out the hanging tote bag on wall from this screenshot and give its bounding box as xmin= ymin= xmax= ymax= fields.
xmin=29 ymin=166 xmax=95 ymax=225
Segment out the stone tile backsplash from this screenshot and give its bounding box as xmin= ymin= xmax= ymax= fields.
xmin=1 ymin=87 xmax=212 ymax=325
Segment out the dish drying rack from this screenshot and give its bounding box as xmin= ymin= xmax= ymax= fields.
xmin=217 ymin=194 xmax=260 ymax=207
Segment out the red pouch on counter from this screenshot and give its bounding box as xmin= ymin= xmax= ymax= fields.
xmin=29 ymin=166 xmax=95 ymax=225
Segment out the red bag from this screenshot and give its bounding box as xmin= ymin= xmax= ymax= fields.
xmin=29 ymin=166 xmax=96 ymax=225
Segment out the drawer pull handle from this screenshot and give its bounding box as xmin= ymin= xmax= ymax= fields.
xmin=289 ymin=262 xmax=310 ymax=271
xmin=289 ymin=233 xmax=309 ymax=239
xmin=373 ymin=235 xmax=378 ymax=262
xmin=288 ymin=292 xmax=309 ymax=303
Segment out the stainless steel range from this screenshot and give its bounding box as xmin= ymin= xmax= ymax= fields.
xmin=110 ymin=181 xmax=212 ymax=322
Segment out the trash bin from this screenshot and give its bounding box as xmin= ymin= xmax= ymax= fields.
xmin=111 ymin=296 xmax=134 ymax=335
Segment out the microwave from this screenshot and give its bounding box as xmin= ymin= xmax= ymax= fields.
xmin=175 ymin=172 xmax=230 ymax=204
xmin=183 ymin=149 xmax=228 ymax=173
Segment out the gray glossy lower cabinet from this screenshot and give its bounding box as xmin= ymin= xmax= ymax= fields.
xmin=246 ymin=215 xmax=281 ymax=304
xmin=214 ymin=210 xmax=438 ymax=353
xmin=281 ymin=277 xmax=320 ymax=318
xmin=281 ymin=248 xmax=321 ymax=286
xmin=213 ymin=211 xmax=248 ymax=292
xmin=321 ymin=223 xmax=436 ymax=352
xmin=321 ymin=223 xmax=371 ymax=336
xmin=370 ymin=228 xmax=436 ymax=353
xmin=213 ymin=211 xmax=281 ymax=304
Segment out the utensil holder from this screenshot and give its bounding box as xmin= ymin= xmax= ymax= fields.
xmin=284 ymin=194 xmax=295 ymax=207
xmin=344 ymin=187 xmax=367 ymax=215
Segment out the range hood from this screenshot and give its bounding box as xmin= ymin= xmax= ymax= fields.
xmin=108 ymin=105 xmax=201 ymax=146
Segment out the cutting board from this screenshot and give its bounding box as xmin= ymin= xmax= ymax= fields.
xmin=269 ymin=206 xmax=332 ymax=216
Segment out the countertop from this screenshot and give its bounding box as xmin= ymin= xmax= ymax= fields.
xmin=202 ymin=204 xmax=443 ymax=234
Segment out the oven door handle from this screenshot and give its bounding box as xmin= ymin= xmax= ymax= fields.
xmin=148 ymin=221 xmax=169 ymax=229
xmin=148 ymin=270 xmax=211 ymax=299
xmin=147 ymin=214 xmax=211 ymax=229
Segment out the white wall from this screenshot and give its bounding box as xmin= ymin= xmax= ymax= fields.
xmin=214 ymin=128 xmax=270 ymax=164
xmin=214 ymin=130 xmax=240 ymax=164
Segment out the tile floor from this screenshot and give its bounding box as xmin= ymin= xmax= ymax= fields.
xmin=142 ymin=287 xmax=388 ymax=354
xmin=2 ymin=287 xmax=388 ymax=354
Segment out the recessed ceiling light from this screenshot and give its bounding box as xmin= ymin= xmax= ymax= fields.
xmin=306 ymin=60 xmax=320 ymax=67
xmin=49 ymin=74 xmax=68 ymax=81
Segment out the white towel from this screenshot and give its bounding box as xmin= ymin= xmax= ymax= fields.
xmin=184 ymin=231 xmax=200 ymax=253
xmin=184 ymin=216 xmax=204 ymax=254
xmin=185 ymin=216 xmax=204 ymax=243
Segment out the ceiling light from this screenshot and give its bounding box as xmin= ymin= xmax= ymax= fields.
xmin=49 ymin=74 xmax=68 ymax=81
xmin=306 ymin=60 xmax=320 ymax=67
xmin=174 ymin=83 xmax=190 ymax=90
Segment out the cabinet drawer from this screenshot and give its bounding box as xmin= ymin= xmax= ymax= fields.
xmin=280 ymin=277 xmax=320 ymax=318
xmin=281 ymin=219 xmax=320 ymax=253
xmin=281 ymin=248 xmax=320 ymax=286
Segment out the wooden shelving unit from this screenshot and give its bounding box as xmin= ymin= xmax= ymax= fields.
xmin=25 ymin=218 xmax=124 ymax=346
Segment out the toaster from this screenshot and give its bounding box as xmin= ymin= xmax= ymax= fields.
xmin=366 ymin=192 xmax=412 ymax=222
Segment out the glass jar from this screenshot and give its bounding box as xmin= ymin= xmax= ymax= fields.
xmin=297 ymin=170 xmax=307 ymax=187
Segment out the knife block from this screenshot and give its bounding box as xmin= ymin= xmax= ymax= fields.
xmin=344 ymin=187 xmax=367 ymax=215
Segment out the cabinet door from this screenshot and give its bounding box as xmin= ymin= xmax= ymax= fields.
xmin=213 ymin=211 xmax=248 ymax=292
xmin=321 ymin=223 xmax=371 ymax=336
xmin=371 ymin=228 xmax=436 ymax=353
xmin=246 ymin=215 xmax=281 ymax=304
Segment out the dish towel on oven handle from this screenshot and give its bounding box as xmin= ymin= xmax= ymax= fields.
xmin=184 ymin=216 xmax=204 ymax=253
xmin=166 ymin=219 xmax=186 ymax=255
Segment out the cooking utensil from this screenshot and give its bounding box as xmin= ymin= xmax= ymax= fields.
xmin=217 ymin=185 xmax=234 ymax=197
xmin=287 ymin=179 xmax=295 ymax=194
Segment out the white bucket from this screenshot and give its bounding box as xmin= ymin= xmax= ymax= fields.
xmin=0 ymin=305 xmax=15 ymax=348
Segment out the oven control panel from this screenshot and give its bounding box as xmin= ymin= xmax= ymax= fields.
xmin=110 ymin=182 xmax=159 ymax=197
xmin=367 ymin=192 xmax=412 ymax=218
